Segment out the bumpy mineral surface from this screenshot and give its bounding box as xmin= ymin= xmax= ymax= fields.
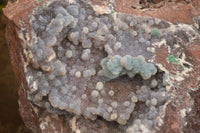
xmin=4 ymin=0 xmax=200 ymax=132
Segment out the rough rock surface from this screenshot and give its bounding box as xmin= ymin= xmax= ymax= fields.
xmin=3 ymin=0 xmax=200 ymax=132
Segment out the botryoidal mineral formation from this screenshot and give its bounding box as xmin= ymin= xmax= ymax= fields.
xmin=20 ymin=0 xmax=199 ymax=132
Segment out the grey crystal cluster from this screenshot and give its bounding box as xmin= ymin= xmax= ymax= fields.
xmin=23 ymin=0 xmax=199 ymax=132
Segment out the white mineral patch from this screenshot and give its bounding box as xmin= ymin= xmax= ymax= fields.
xmin=131 ymin=96 xmax=138 ymax=103
xmin=108 ymin=90 xmax=115 ymax=96
xmin=75 ymin=71 xmax=81 ymax=78
xmin=114 ymin=42 xmax=122 ymax=51
xmin=91 ymin=90 xmax=99 ymax=98
xmin=110 ymin=113 xmax=118 ymax=120
xmin=123 ymin=101 xmax=130 ymax=107
xmin=111 ymin=101 xmax=118 ymax=108
xmin=81 ymin=94 xmax=87 ymax=99
xmin=151 ymin=98 xmax=157 ymax=106
xmin=65 ymin=50 xmax=73 ymax=58
xmin=98 ymin=99 xmax=104 ymax=104
xmin=107 ymin=107 xmax=113 ymax=113
xmin=95 ymin=82 xmax=104 ymax=91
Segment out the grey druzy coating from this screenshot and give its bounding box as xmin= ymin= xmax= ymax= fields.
xmin=26 ymin=0 xmax=200 ymax=129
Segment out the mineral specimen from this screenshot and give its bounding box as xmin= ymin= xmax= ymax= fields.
xmin=5 ymin=0 xmax=200 ymax=132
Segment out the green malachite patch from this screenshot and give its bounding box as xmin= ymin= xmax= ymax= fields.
xmin=101 ymin=55 xmax=157 ymax=80
xmin=166 ymin=55 xmax=180 ymax=64
xmin=166 ymin=55 xmax=184 ymax=70
xmin=110 ymin=10 xmax=115 ymax=14
xmin=151 ymin=28 xmax=162 ymax=38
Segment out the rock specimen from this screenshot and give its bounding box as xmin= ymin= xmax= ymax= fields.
xmin=3 ymin=0 xmax=200 ymax=132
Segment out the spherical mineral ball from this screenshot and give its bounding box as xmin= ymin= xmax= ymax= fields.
xmin=75 ymin=71 xmax=81 ymax=78
xmin=151 ymin=79 xmax=158 ymax=88
xmin=131 ymin=96 xmax=138 ymax=103
xmin=108 ymin=90 xmax=115 ymax=96
xmin=110 ymin=113 xmax=118 ymax=120
xmin=65 ymin=50 xmax=73 ymax=58
xmin=95 ymin=82 xmax=104 ymax=91
xmin=91 ymin=90 xmax=99 ymax=98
